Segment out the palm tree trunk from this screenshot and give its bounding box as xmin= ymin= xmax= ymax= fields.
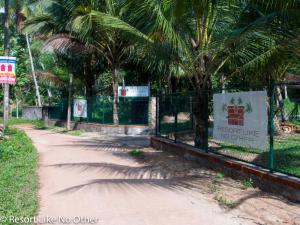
xmin=15 ymin=0 xmax=22 ymax=30
xmin=112 ymin=65 xmax=119 ymax=125
xmin=67 ymin=73 xmax=73 ymax=130
xmin=193 ymin=90 xmax=209 ymax=148
xmin=276 ymin=86 xmax=288 ymax=122
xmin=26 ymin=32 xmax=42 ymax=107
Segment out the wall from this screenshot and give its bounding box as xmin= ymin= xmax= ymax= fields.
xmin=47 ymin=119 xmax=153 ymax=135
xmin=22 ymin=106 xmax=43 ymax=120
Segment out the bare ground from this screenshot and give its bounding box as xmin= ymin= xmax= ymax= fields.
xmin=19 ymin=125 xmax=300 ymax=225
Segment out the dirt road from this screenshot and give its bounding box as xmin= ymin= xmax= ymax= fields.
xmin=20 ymin=126 xmax=300 ymax=225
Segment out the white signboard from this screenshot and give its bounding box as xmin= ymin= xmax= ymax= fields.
xmin=118 ymin=86 xmax=149 ymax=97
xmin=73 ymin=99 xmax=87 ymax=118
xmin=213 ymin=91 xmax=268 ymax=150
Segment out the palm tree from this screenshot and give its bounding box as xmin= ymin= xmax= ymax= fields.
xmin=126 ymin=0 xmax=244 ymax=147
xmin=25 ymin=0 xmax=151 ymax=125
xmin=4 ymin=0 xmax=44 ymax=107
xmin=127 ymin=0 xmax=300 ymax=147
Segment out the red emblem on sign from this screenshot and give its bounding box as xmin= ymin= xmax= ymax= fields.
xmin=228 ymin=106 xmax=244 ymax=126
xmin=121 ymin=89 xmax=127 ymax=97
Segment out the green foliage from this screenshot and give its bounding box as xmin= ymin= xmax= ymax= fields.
xmin=242 ymin=178 xmax=254 ymax=189
xmin=245 ymin=103 xmax=253 ymax=113
xmin=2 ymin=0 xmax=300 ymax=108
xmin=230 ymin=98 xmax=235 ymax=105
xmin=238 ymin=97 xmax=243 ymax=105
xmin=0 ymin=117 xmax=45 ymax=128
xmin=0 ymin=129 xmax=38 ymax=222
xmin=213 ymin=172 xmax=225 ymax=183
xmin=219 ymin=134 xmax=300 ymax=177
xmin=129 ymin=149 xmax=144 ymax=157
xmin=214 ymin=195 xmax=236 ymax=209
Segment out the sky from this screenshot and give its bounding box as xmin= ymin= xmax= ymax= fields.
xmin=0 ymin=7 xmax=4 ymax=13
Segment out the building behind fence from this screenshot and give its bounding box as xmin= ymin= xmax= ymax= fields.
xmin=156 ymin=84 xmax=300 ymax=178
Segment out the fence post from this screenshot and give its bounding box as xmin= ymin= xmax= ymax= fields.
xmin=155 ymin=95 xmax=159 ymax=136
xmin=269 ymin=82 xmax=275 ymax=172
xmin=204 ymin=91 xmax=209 ymax=153
xmin=174 ymin=95 xmax=178 ymax=143
xmin=190 ymin=96 xmax=194 ymax=130
xmin=158 ymin=92 xmax=162 ymax=136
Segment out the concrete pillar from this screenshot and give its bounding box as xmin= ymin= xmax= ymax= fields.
xmin=42 ymin=106 xmax=49 ymax=127
xmin=148 ymin=97 xmax=157 ymax=129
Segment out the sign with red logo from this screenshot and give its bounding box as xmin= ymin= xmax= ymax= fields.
xmin=118 ymin=86 xmax=149 ymax=97
xmin=0 ymin=56 xmax=17 ymax=85
xmin=73 ymin=99 xmax=87 ymax=118
xmin=213 ymin=91 xmax=268 ymax=150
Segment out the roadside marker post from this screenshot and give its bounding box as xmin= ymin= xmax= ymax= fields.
xmin=0 ymin=56 xmax=17 ymax=132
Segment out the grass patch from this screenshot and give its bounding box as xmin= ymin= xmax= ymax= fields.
xmin=213 ymin=172 xmax=225 ymax=184
xmin=129 ymin=149 xmax=144 ymax=157
xmin=67 ymin=130 xmax=82 ymax=136
xmin=242 ymin=178 xmax=254 ymax=189
xmin=217 ymin=134 xmax=300 ymax=177
xmin=209 ymin=173 xmax=224 ymax=193
xmin=0 ymin=128 xmax=38 ymax=224
xmin=0 ymin=117 xmax=45 ymax=128
xmin=214 ymin=195 xmax=236 ymax=209
xmin=0 ymin=118 xmax=82 ymax=136
xmin=45 ymin=126 xmax=82 ymax=136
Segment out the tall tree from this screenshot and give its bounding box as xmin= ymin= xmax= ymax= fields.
xmin=127 ymin=0 xmax=243 ymax=146
xmin=127 ymin=0 xmax=300 ymax=146
xmin=25 ymin=0 xmax=151 ymax=124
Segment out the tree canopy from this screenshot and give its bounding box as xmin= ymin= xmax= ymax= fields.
xmin=1 ymin=0 xmax=299 ymax=110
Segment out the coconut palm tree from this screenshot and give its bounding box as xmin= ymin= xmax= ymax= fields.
xmin=126 ymin=0 xmax=300 ymax=147
xmin=125 ymin=0 xmax=246 ymax=147
xmin=25 ymin=0 xmax=151 ymax=124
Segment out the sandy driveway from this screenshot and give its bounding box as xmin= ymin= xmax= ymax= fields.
xmin=20 ymin=126 xmax=300 ymax=225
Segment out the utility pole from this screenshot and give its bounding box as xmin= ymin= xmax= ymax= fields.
xmin=3 ymin=0 xmax=10 ymax=131
xmin=26 ymin=32 xmax=42 ymax=107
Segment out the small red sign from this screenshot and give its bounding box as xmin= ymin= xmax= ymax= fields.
xmin=121 ymin=89 xmax=127 ymax=97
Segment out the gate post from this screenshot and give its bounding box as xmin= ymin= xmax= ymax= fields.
xmin=148 ymin=97 xmax=157 ymax=130
xmin=269 ymin=82 xmax=275 ymax=172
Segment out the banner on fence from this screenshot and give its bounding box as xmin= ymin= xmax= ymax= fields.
xmin=213 ymin=91 xmax=268 ymax=150
xmin=73 ymin=99 xmax=87 ymax=118
xmin=0 ymin=56 xmax=17 ymax=85
xmin=118 ymin=86 xmax=149 ymax=97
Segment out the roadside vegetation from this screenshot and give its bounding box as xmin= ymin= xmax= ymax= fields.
xmin=0 ymin=118 xmax=83 ymax=136
xmin=0 ymin=128 xmax=38 ymax=223
xmin=217 ymin=134 xmax=300 ymax=177
xmin=129 ymin=149 xmax=144 ymax=157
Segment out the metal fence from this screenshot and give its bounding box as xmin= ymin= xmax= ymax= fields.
xmin=49 ymin=96 xmax=149 ymax=125
xmin=156 ymin=84 xmax=300 ymax=178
